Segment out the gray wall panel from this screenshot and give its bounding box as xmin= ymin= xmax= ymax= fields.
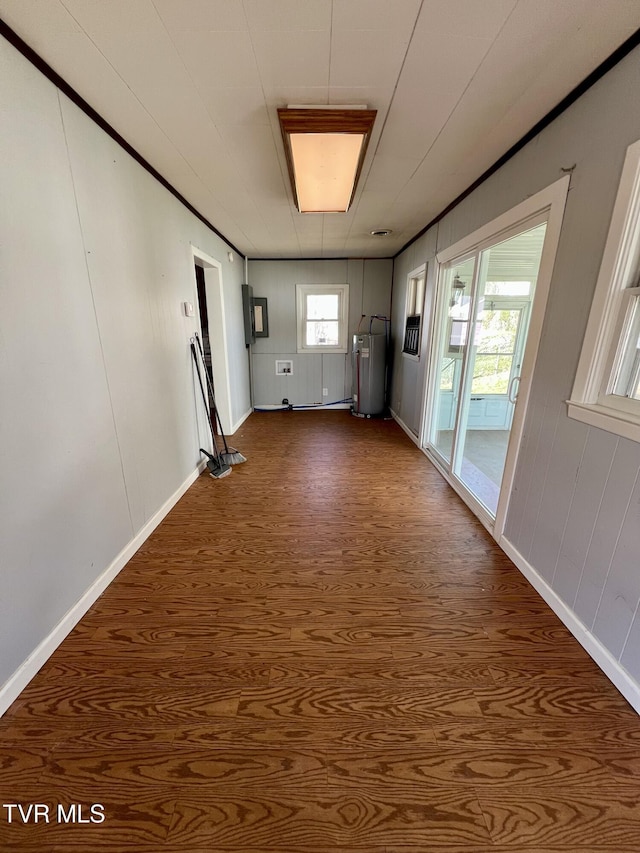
xmin=503 ymin=379 xmax=550 ymax=548
xmin=322 ymin=353 xmax=350 ymax=403
xmin=573 ymin=438 xmax=640 ymax=629
xmin=592 ymin=467 xmax=640 ymax=657
xmin=252 ymin=353 xmax=322 ymax=407
xmin=528 ymin=413 xmax=589 ymax=583
xmin=363 ymin=258 xmax=393 ymax=319
xmin=553 ymin=429 xmax=620 ymax=604
xmin=514 ymin=398 xmax=562 ymax=563
xmin=249 ymin=259 xmax=392 ymax=408
xmin=348 ymin=258 xmax=365 ymax=322
xmin=621 ymin=607 xmax=640 ymax=684
xmin=401 ymin=359 xmax=421 ymax=436
xmin=389 ymin=229 xmax=436 ymax=429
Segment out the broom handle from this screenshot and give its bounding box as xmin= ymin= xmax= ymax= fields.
xmin=194 ymin=333 xmax=231 ymax=453
xmin=190 ymin=342 xmax=223 ymax=462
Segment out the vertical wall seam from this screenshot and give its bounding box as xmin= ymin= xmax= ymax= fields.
xmin=620 ymin=597 xmax=640 ymax=663
xmin=524 ymin=397 xmax=562 ymax=560
xmin=590 ymin=462 xmax=640 ymax=632
xmin=571 ymin=436 xmax=619 ymax=611
xmin=550 ymin=429 xmax=589 ymax=586
xmin=56 ymin=91 xmax=135 ymax=536
xmin=518 ymin=378 xmax=554 ymax=549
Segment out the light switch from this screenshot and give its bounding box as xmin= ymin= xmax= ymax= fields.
xmin=183 ymin=301 xmax=195 ymax=317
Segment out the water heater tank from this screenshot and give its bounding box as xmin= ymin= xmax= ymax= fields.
xmin=352 ymin=333 xmax=386 ymax=416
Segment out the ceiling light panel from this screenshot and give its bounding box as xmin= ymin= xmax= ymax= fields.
xmin=278 ymin=107 xmax=376 ymax=213
xmin=290 ymin=133 xmax=364 ymax=212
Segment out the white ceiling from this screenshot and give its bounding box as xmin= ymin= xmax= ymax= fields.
xmin=2 ymin=0 xmax=639 ymax=258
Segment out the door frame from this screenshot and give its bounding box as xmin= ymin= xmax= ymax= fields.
xmin=419 ymin=176 xmax=570 ymax=540
xmin=191 ymin=246 xmax=234 ymax=437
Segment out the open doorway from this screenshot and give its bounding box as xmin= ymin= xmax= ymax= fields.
xmin=191 ymin=247 xmax=234 ymax=437
xmin=194 ymin=262 xmax=217 ymax=432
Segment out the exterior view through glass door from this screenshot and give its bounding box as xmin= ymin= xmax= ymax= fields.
xmin=428 ymin=221 xmax=547 ymax=517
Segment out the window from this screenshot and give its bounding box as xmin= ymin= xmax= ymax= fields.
xmin=610 ymin=290 xmax=640 ymax=400
xmin=296 ymin=284 xmax=349 ymax=353
xmin=403 ymin=265 xmax=426 ymax=357
xmin=568 ymin=137 xmax=640 ymax=442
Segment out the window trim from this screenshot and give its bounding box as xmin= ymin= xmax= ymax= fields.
xmin=568 ymin=137 xmax=640 ymax=442
xmin=402 ymin=264 xmax=427 ymax=361
xmin=295 ymin=284 xmax=349 ymax=354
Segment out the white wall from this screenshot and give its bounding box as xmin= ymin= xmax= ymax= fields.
xmin=390 ymin=45 xmax=640 ymax=709
xmin=0 ymin=37 xmax=250 ymax=709
xmin=249 ymin=258 xmax=392 ymax=407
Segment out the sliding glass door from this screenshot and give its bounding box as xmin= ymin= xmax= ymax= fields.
xmin=432 ymin=256 xmax=476 ymax=466
xmin=427 ymin=221 xmax=547 ymax=519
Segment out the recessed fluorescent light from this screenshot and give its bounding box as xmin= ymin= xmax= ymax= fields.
xmin=278 ymin=107 xmax=376 ymax=213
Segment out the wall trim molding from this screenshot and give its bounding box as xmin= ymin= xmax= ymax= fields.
xmin=253 ymin=403 xmax=352 ymax=411
xmin=390 ymin=409 xmax=420 ymax=445
xmin=231 ymin=408 xmax=253 ymax=433
xmin=0 ymin=462 xmax=205 ymax=718
xmin=499 ymin=535 xmax=640 ymax=716
xmin=248 ymin=257 xmax=394 ymax=262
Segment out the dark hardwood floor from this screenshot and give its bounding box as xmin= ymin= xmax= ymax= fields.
xmin=1 ymin=411 xmax=640 ymax=852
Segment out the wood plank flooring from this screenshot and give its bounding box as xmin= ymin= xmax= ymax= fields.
xmin=1 ymin=411 xmax=639 ymax=852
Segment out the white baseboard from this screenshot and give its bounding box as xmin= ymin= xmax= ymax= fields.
xmin=500 ymin=535 xmax=640 ymax=715
xmin=230 ymin=407 xmax=252 ymax=434
xmin=254 ymin=403 xmax=351 ymax=411
xmin=0 ymin=463 xmax=204 ymax=717
xmin=390 ymin=408 xmax=420 ymax=445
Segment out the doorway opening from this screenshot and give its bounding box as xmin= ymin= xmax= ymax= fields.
xmin=194 ymin=262 xmax=217 ymax=431
xmin=421 ymin=177 xmax=569 ymax=538
xmin=430 ymin=222 xmax=545 ymax=515
xmin=191 ymin=247 xmax=234 ymax=437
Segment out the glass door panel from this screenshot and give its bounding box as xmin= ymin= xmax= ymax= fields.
xmin=427 ymin=221 xmax=547 ymax=520
xmin=430 ymin=257 xmax=476 ymax=464
xmin=452 ymin=223 xmax=546 ymax=515
xmin=456 ymin=301 xmax=526 ymax=514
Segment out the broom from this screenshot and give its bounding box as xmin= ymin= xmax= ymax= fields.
xmin=190 ymin=341 xmax=231 ymax=479
xmin=194 ymin=332 xmax=247 ymax=465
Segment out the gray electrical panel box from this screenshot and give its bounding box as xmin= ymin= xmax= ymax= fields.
xmin=352 ymin=333 xmax=386 ymax=416
xmin=241 ymin=283 xmax=255 ymax=347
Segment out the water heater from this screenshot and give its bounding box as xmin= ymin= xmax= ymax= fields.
xmin=352 ymin=333 xmax=386 ymax=417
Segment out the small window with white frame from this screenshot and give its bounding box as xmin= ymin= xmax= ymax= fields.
xmin=296 ymin=284 xmax=349 ymax=353
xmin=403 ymin=265 xmax=426 ymax=357
xmin=568 ymin=136 xmax=640 ymax=442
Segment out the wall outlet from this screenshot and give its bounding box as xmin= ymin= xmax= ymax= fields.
xmin=322 ymin=388 xmax=329 ymax=396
